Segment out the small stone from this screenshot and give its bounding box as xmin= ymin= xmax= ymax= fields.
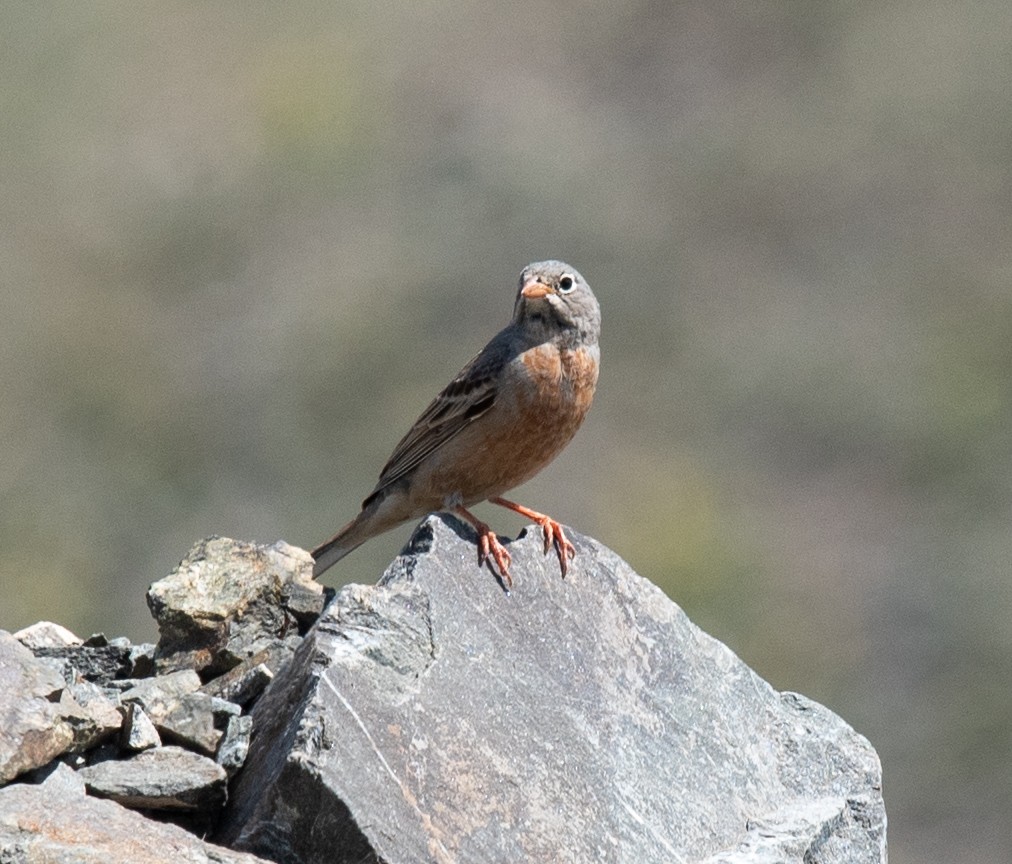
xmin=78 ymin=745 xmax=228 ymax=812
xmin=157 ymin=693 xmax=240 ymax=756
xmin=33 ymin=639 xmax=135 ymax=685
xmin=207 ymin=695 xmax=242 ymax=722
xmin=129 ymin=642 xmax=157 ymax=678
xmin=68 ymin=678 xmax=123 ymax=742
xmin=216 ymin=714 xmax=253 ymax=774
xmin=280 ymin=562 xmax=332 ymax=627
xmin=41 ymin=760 xmax=88 ymax=794
xmin=82 ymin=633 xmax=111 ymax=647
xmin=122 ymin=703 xmax=162 ymax=752
xmin=21 ymin=751 xmax=88 ymax=785
xmin=119 ymin=669 xmax=202 ymax=723
xmin=13 ymin=621 xmax=82 ymax=650
xmin=150 ymin=646 xmax=216 ymax=676
xmin=0 ymin=631 xmax=104 ymax=783
xmin=201 ymin=655 xmax=274 ymax=707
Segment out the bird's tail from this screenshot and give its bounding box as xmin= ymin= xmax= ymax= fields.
xmin=310 ymin=514 xmax=369 ymax=578
xmin=310 ymin=491 xmax=407 ymax=578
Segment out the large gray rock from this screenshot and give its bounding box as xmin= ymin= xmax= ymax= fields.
xmin=219 ymin=515 xmax=886 ymax=864
xmin=0 ymin=762 xmax=270 ymax=863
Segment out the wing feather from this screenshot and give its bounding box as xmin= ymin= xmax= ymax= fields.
xmin=368 ymin=343 xmax=508 ymax=496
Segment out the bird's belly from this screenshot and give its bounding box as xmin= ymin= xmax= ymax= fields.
xmin=417 ymin=343 xmax=598 ymax=508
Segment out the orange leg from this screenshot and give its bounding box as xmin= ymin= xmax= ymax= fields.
xmin=490 ymin=497 xmax=576 ymax=577
xmin=453 ymin=506 xmax=513 ymax=591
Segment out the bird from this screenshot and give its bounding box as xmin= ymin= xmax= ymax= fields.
xmin=311 ymin=260 xmax=601 ymax=591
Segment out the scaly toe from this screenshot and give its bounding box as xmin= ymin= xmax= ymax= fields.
xmin=477 ymin=532 xmax=513 ymax=591
xmin=544 ymin=520 xmax=576 ymax=578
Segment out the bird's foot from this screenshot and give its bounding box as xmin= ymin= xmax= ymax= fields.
xmin=454 ymin=506 xmax=513 ymax=592
xmin=535 ymin=516 xmax=576 ymax=577
xmin=476 ymin=529 xmax=514 ymax=592
xmin=490 ymin=497 xmax=576 ymax=578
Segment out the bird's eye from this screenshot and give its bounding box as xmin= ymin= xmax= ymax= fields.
xmin=558 ymin=274 xmax=575 ymax=293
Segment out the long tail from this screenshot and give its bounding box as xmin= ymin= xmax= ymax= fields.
xmin=310 ymin=491 xmax=407 ymax=578
xmin=311 ymin=513 xmax=371 ymax=578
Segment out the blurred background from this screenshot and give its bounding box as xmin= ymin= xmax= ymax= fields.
xmin=2 ymin=2 xmax=1009 ymax=860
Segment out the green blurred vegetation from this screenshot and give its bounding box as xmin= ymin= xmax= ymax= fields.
xmin=2 ymin=2 xmax=1009 ymax=861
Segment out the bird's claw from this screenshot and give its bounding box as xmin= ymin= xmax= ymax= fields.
xmin=477 ymin=530 xmax=514 ymax=592
xmin=536 ymin=517 xmax=576 ymax=578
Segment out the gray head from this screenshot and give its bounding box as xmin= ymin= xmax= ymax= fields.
xmin=511 ymin=260 xmax=601 ymax=346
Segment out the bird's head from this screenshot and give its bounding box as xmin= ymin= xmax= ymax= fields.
xmin=512 ymin=260 xmax=600 ymax=345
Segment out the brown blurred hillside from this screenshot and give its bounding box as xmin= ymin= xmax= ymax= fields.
xmin=2 ymin=3 xmax=1009 ymax=862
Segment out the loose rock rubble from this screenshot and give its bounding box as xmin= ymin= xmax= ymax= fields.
xmin=0 ymin=537 xmax=331 ymax=842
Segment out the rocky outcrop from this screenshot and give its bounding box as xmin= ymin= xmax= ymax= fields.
xmin=219 ymin=516 xmax=886 ymax=864
xmin=0 ymin=520 xmax=886 ymax=863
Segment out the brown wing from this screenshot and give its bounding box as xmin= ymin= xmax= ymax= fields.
xmin=368 ymin=341 xmax=509 ymax=496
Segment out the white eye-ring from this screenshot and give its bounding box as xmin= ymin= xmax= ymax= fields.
xmin=558 ymin=274 xmax=575 ymax=293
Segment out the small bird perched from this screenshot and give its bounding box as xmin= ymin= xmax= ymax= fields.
xmin=311 ymin=260 xmax=601 ymax=590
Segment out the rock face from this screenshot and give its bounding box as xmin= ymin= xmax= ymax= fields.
xmin=219 ymin=515 xmax=886 ymax=864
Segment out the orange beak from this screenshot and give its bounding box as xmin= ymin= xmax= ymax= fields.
xmin=521 ymin=279 xmax=553 ymax=300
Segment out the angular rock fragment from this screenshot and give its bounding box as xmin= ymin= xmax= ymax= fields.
xmin=0 ymin=632 xmax=108 ymax=783
xmin=121 ymin=704 xmax=161 ymax=752
xmin=67 ymin=678 xmax=123 ymax=742
xmin=157 ymin=692 xmax=240 ymax=756
xmin=200 ymin=655 xmax=274 ymax=708
xmin=128 ymin=643 xmax=157 ymax=679
xmin=118 ymin=669 xmax=202 ymax=723
xmin=217 ymin=714 xmax=253 ymax=774
xmin=147 ymin=537 xmax=331 ymax=677
xmin=13 ymin=621 xmax=82 ymax=651
xmin=32 ymin=633 xmax=135 ymax=684
xmin=78 ymin=745 xmax=227 ymax=812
